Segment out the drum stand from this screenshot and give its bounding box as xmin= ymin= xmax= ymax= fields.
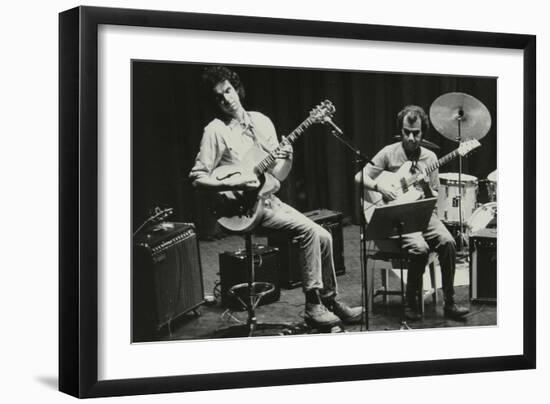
xmin=455 ymin=111 xmax=469 ymax=257
xmin=430 ymin=92 xmax=492 ymax=257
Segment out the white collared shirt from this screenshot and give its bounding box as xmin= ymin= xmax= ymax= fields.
xmin=189 ymin=111 xmax=279 ymax=181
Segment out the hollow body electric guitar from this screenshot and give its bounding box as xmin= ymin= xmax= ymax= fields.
xmin=211 ymin=100 xmax=335 ymax=233
xmin=363 ymin=139 xmax=480 ymax=224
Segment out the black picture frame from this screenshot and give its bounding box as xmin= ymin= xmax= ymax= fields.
xmin=59 ymin=6 xmax=536 ymax=398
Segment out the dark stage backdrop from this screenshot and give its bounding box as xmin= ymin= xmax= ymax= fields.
xmin=132 ymin=62 xmax=497 ymax=237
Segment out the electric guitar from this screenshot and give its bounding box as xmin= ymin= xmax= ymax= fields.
xmin=363 ymin=139 xmax=480 ymax=224
xmin=132 ymin=206 xmax=174 ymax=237
xmin=211 ymin=100 xmax=335 ymax=233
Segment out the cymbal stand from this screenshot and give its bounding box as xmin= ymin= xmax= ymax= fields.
xmin=455 ymin=109 xmax=467 ymax=255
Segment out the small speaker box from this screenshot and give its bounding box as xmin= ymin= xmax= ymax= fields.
xmin=469 ymin=228 xmax=497 ymax=303
xmin=132 ymin=223 xmax=204 ymax=341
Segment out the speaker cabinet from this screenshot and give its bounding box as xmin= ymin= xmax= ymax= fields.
xmin=267 ymin=209 xmax=345 ymax=289
xmin=133 ymin=223 xmax=204 ymax=341
xmin=219 ymin=244 xmax=281 ymax=309
xmin=469 ymin=228 xmax=497 ymax=303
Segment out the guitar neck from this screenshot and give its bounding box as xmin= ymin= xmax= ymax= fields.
xmin=255 ymin=117 xmax=314 ymax=175
xmin=402 ymin=148 xmax=462 ymax=190
xmin=424 ymin=148 xmax=461 ymax=176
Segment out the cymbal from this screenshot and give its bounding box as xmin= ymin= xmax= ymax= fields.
xmin=429 ymin=92 xmax=491 ymax=141
xmin=487 ymin=170 xmax=497 ymax=182
xmin=392 ymin=135 xmax=440 ymax=150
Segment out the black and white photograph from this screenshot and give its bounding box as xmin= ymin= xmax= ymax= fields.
xmin=131 ymin=61 xmax=497 ymax=342
xmin=52 ymin=3 xmax=538 ymax=401
xmin=2 ymin=0 xmax=547 ymax=400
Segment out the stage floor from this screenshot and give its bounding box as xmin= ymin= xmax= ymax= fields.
xmin=149 ymin=224 xmax=496 ymax=342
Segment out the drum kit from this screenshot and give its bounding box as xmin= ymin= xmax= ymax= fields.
xmin=429 ymin=92 xmax=496 ymax=252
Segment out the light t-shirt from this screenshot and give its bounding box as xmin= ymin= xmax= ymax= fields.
xmin=363 ymin=141 xmax=440 ymax=192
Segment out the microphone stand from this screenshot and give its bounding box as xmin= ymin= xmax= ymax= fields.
xmin=324 ymin=119 xmax=373 ymax=331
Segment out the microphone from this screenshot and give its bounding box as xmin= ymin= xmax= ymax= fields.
xmin=324 ymin=116 xmax=344 ymax=135
xmin=324 ymin=120 xmax=375 ymax=166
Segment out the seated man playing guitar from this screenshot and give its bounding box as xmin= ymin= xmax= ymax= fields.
xmin=189 ymin=65 xmax=361 ymax=329
xmin=357 ymin=105 xmax=469 ymax=321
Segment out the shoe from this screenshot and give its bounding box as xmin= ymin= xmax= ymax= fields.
xmin=404 ymin=296 xmax=422 ymax=322
xmin=404 ymin=305 xmax=422 ymax=322
xmin=322 ymin=298 xmax=363 ymax=324
xmin=304 ymin=303 xmax=341 ymax=328
xmin=444 ymin=303 xmax=469 ymax=320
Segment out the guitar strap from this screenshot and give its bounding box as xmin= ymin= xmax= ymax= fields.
xmin=407 ymin=147 xmax=421 ymax=174
xmin=243 ymin=117 xmax=272 ymax=153
xmin=244 ymin=124 xmax=261 ymax=146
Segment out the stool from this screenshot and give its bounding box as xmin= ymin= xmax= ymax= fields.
xmin=220 ymin=231 xmax=291 ymax=337
xmin=366 ymin=241 xmax=438 ymax=315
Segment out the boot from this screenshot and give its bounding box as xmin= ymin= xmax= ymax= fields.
xmin=444 ymin=302 xmax=469 ymax=320
xmin=404 ymin=297 xmax=422 ymax=322
xmin=321 ymin=297 xmax=363 ymax=324
xmin=304 ymin=303 xmax=341 ymax=328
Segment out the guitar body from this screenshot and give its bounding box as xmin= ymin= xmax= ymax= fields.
xmin=211 ymin=146 xmax=280 ymax=233
xmin=362 ymin=139 xmax=481 ymax=225
xmin=363 ymin=161 xmax=424 ymax=224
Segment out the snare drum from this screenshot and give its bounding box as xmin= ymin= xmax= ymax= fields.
xmin=437 ymin=173 xmax=478 ymax=223
xmin=466 ymin=202 xmax=497 ymax=241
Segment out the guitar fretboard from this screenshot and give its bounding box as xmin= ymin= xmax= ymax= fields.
xmin=424 ymin=149 xmax=461 ymax=176
xmin=254 ymin=117 xmax=314 ymax=174
xmin=405 ymin=141 xmax=478 ymax=189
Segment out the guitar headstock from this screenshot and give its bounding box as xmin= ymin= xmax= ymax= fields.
xmin=458 ymin=139 xmax=481 ymax=156
xmin=148 ymin=206 xmax=174 ymax=224
xmin=309 ymin=99 xmax=336 ymax=123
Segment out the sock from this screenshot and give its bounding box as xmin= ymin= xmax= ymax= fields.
xmin=305 ymin=289 xmax=321 ymax=305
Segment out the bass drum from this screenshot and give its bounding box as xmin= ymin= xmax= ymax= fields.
xmin=466 ymin=202 xmax=497 ymax=242
xmin=437 ymin=173 xmax=478 ymax=223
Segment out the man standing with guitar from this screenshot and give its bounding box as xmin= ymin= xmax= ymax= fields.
xmin=358 ymin=105 xmax=469 ymax=321
xmin=189 ymin=66 xmax=361 ymax=329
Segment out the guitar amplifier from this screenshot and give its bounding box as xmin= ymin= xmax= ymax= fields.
xmin=469 ymin=228 xmax=497 ymax=303
xmin=219 ymin=244 xmax=281 ymax=309
xmin=267 ymin=209 xmax=346 ymax=289
xmin=132 ymin=223 xmax=205 ymax=342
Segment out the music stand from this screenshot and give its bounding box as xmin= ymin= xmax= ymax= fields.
xmin=365 ymin=198 xmax=437 ymax=329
